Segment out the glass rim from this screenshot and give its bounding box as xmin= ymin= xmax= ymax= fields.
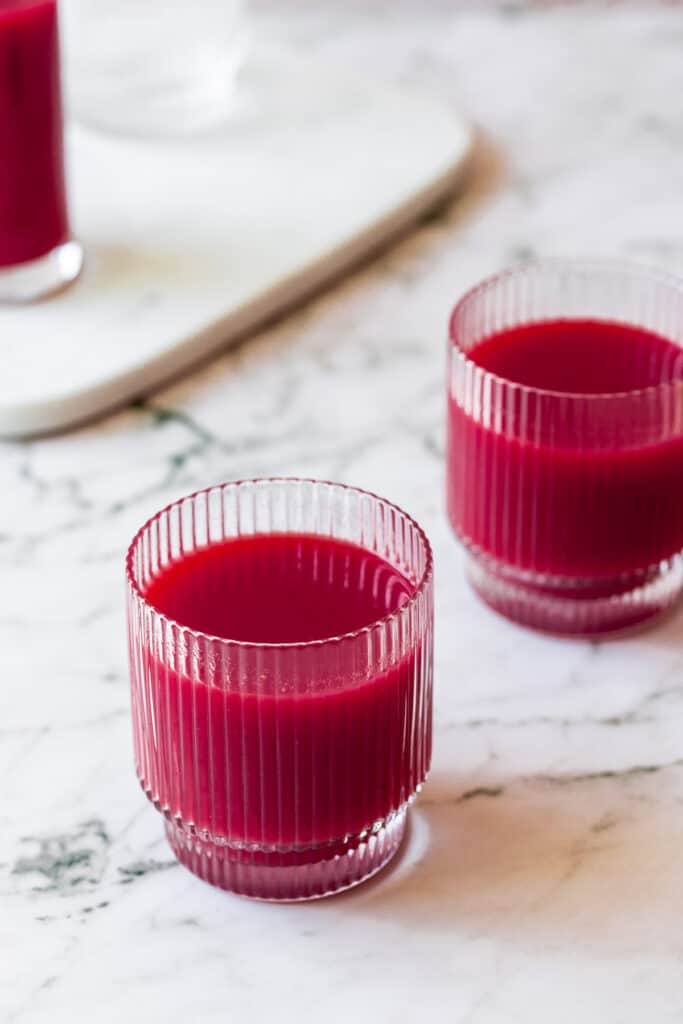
xmin=449 ymin=258 xmax=683 ymax=405
xmin=125 ymin=476 xmax=434 ymax=653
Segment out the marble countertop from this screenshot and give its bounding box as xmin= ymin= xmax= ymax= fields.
xmin=4 ymin=2 xmax=683 ymax=1021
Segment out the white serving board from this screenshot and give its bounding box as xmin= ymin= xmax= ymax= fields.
xmin=0 ymin=64 xmax=471 ymax=438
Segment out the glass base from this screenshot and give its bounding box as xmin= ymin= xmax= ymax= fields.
xmin=467 ymin=553 xmax=683 ymax=636
xmin=165 ymin=806 xmax=408 ymax=902
xmin=0 ymin=241 xmax=83 ymax=303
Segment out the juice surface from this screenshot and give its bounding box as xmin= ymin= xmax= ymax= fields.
xmin=145 ymin=532 xmax=414 ymax=644
xmin=468 ymin=318 xmax=683 ymax=394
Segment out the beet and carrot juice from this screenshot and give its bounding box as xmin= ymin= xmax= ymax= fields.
xmin=127 ymin=480 xmax=434 ymax=899
xmin=447 ymin=263 xmax=683 ymax=634
xmin=0 ymin=0 xmax=69 ymax=267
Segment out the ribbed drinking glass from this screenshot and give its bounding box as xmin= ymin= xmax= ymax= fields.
xmin=447 ymin=261 xmax=683 ymax=635
xmin=127 ymin=478 xmax=434 ymax=900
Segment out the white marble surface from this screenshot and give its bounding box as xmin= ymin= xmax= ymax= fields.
xmin=4 ymin=2 xmax=683 ymax=1021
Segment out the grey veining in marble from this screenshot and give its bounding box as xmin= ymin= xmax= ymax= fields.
xmin=3 ymin=2 xmax=683 ymax=1022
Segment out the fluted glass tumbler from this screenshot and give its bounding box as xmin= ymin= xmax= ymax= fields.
xmin=447 ymin=262 xmax=683 ymax=635
xmin=126 ymin=479 xmax=434 ymax=900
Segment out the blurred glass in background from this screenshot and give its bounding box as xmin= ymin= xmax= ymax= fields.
xmin=61 ymin=0 xmax=247 ymax=137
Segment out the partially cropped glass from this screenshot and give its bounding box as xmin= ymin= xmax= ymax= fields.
xmin=0 ymin=0 xmax=82 ymax=302
xmin=447 ymin=261 xmax=683 ymax=635
xmin=61 ymin=0 xmax=247 ymax=137
xmin=126 ymin=478 xmax=433 ymax=901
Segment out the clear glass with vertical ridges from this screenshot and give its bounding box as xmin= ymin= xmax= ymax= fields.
xmin=126 ymin=478 xmax=434 ymax=900
xmin=447 ymin=261 xmax=683 ymax=635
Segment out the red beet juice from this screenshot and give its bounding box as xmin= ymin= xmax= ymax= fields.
xmin=135 ymin=532 xmax=430 ymax=850
xmin=447 ymin=318 xmax=683 ymax=581
xmin=0 ymin=0 xmax=69 ymax=267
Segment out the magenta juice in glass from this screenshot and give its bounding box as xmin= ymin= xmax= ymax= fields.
xmin=0 ymin=0 xmax=82 ymax=300
xmin=447 ymin=262 xmax=683 ymax=635
xmin=127 ymin=479 xmax=434 ymax=900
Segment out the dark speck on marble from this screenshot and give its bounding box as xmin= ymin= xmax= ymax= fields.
xmin=13 ymin=819 xmax=110 ymax=893
xmin=538 ymin=759 xmax=683 ymax=787
xmin=457 ymin=786 xmax=505 ymax=803
xmin=508 ymin=244 xmax=537 ymax=263
xmin=591 ymin=815 xmax=618 ymax=835
xmin=118 ymin=859 xmax=178 ymax=883
xmin=498 ymin=1 xmax=525 ymax=18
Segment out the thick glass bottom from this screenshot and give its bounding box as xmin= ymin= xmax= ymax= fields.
xmin=467 ymin=553 xmax=683 ymax=636
xmin=165 ymin=805 xmax=408 ymax=902
xmin=0 ymin=241 xmax=83 ymax=303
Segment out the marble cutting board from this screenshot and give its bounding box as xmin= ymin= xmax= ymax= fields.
xmin=0 ymin=64 xmax=472 ymax=438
